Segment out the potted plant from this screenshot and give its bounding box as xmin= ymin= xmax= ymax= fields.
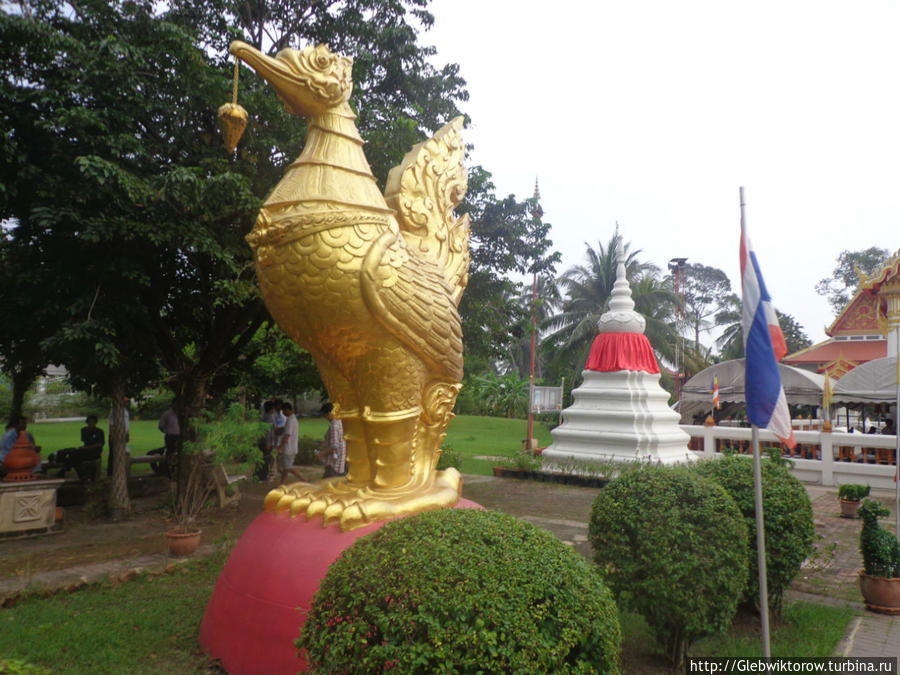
xmin=857 ymin=499 xmax=900 ymax=614
xmin=838 ymin=483 xmax=870 ymax=518
xmin=166 ymin=403 xmax=267 ymax=556
xmin=166 ymin=455 xmax=211 ymax=556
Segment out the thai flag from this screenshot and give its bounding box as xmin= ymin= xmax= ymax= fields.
xmin=740 ymin=213 xmax=796 ymax=449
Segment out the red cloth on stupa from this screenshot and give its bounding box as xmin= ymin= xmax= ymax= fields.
xmin=584 ymin=332 xmax=660 ymax=374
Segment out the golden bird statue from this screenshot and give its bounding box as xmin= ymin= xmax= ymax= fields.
xmin=230 ymin=41 xmax=469 ymax=531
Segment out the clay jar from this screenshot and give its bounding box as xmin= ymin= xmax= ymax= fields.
xmin=3 ymin=431 xmax=40 ymax=482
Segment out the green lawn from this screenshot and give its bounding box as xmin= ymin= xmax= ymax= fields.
xmin=692 ymin=601 xmax=854 ymax=657
xmin=32 ymin=413 xmax=545 ymax=477
xmin=0 ymin=553 xmax=227 ymax=674
xmin=31 ymin=416 xmax=330 ymax=476
xmin=0 ymin=553 xmax=854 ymax=674
xmin=444 ymin=414 xmax=553 ymax=475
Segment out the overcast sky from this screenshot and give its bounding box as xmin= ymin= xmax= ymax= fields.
xmin=424 ymin=0 xmax=900 ymax=345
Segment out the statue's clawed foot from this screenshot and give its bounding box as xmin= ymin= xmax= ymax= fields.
xmin=264 ymin=469 xmax=463 ymax=531
xmin=335 ymin=469 xmax=462 ymax=530
xmin=263 ymin=477 xmax=360 ymax=518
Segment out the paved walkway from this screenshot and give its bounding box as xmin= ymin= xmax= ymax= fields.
xmin=1 ymin=477 xmax=897 ymax=662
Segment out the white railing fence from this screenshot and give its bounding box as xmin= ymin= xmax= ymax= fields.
xmin=681 ymin=423 xmax=899 ymax=490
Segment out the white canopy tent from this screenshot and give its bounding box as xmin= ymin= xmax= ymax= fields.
xmin=832 ymin=356 xmax=899 ymax=404
xmin=676 ymin=358 xmax=830 ymax=422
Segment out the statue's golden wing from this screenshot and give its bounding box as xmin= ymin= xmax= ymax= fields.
xmin=362 ymin=231 xmax=463 ymax=381
xmin=384 ymin=116 xmax=469 ymax=306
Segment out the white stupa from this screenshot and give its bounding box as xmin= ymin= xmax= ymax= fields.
xmin=542 ymin=234 xmax=695 ymax=466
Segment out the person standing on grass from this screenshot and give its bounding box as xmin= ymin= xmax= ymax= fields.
xmin=277 ymin=402 xmax=307 ymax=485
xmin=316 ymin=402 xmax=346 ymax=478
xmin=158 ymin=404 xmax=181 ymax=459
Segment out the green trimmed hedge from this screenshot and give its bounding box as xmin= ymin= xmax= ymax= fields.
xmin=589 ymin=464 xmax=747 ymax=666
xmin=299 ymin=508 xmax=621 ymax=673
xmin=694 ymin=455 xmax=815 ymax=613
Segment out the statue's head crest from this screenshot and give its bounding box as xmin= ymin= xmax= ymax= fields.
xmin=276 ymin=44 xmax=353 ymax=107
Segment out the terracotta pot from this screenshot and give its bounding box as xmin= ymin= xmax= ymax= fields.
xmin=3 ymin=431 xmax=40 ymax=482
xmin=166 ymin=528 xmax=202 ymax=557
xmin=859 ymin=571 xmax=900 ymax=615
xmin=839 ymin=498 xmax=861 ymax=519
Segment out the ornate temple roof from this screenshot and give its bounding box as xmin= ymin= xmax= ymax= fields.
xmin=784 ymin=249 xmax=899 ymax=373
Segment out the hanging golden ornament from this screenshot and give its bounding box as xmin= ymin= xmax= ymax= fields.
xmin=218 ymin=57 xmax=248 ymax=152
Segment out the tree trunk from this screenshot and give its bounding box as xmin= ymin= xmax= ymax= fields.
xmin=174 ymin=373 xmax=208 ymax=500
xmin=9 ymin=370 xmax=33 ymax=420
xmin=108 ymin=379 xmax=131 ymax=519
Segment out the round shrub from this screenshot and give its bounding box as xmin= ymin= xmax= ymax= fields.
xmin=694 ymin=454 xmax=815 ymax=613
xmin=298 ymin=508 xmax=621 ymax=674
xmin=589 ymin=464 xmax=747 ymax=666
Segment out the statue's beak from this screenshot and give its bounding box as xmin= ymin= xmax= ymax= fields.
xmin=229 ymin=40 xmax=319 ymax=116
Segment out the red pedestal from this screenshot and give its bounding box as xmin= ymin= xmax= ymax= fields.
xmin=200 ymin=499 xmax=481 ymax=674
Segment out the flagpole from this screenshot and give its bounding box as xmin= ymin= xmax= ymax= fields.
xmin=751 ymin=426 xmax=771 ymax=657
xmin=895 ymin=325 xmax=899 ymax=541
xmin=741 ymin=187 xmax=771 ymax=658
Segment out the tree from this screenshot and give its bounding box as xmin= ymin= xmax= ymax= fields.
xmin=0 ymin=0 xmax=280 ymax=511
xmin=218 ymin=324 xmax=324 ymax=405
xmin=456 ymin=168 xmax=560 ymax=372
xmin=815 ymin=247 xmax=891 ymax=316
xmin=714 ymin=298 xmax=811 ymax=361
xmin=0 ymin=229 xmax=58 ymax=419
xmin=0 ymin=0 xmax=471 ymax=441
xmin=714 ymin=294 xmax=743 ymax=360
xmin=169 ymin=0 xmax=469 ymax=189
xmin=776 ymin=310 xmax=812 ymax=356
xmin=1 ymin=0 xmax=556 ymax=507
xmin=677 ymin=263 xmax=732 ymax=346
xmin=502 ymin=275 xmax=562 ymax=380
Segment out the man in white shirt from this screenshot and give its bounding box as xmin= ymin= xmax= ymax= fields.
xmin=277 ymin=402 xmax=307 ymax=485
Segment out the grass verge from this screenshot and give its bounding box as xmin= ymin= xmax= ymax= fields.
xmin=0 ymin=550 xmax=228 ymax=674
xmin=619 ymin=602 xmax=854 ymax=671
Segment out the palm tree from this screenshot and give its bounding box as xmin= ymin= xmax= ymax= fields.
xmin=715 ymin=298 xmax=812 ymax=361
xmin=714 ymin=294 xmax=743 ymax=360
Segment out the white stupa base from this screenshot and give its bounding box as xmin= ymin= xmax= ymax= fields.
xmin=543 ymin=369 xmax=696 ymax=466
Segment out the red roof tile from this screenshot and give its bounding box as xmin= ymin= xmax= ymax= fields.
xmin=783 ymin=339 xmax=886 ymax=370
